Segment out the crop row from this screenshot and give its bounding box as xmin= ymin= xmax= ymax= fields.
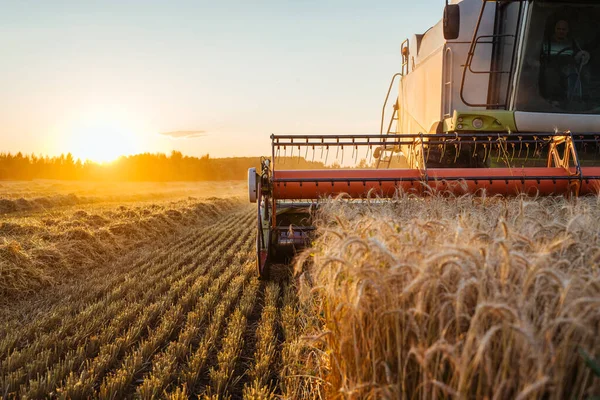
xmin=0 ymin=205 xmax=251 ymax=353
xmin=206 ymin=274 xmax=260 ymax=396
xmin=1 ymin=196 xmax=242 ymax=296
xmin=27 ymin=228 xmax=253 ymax=398
xmin=1 ymin=209 xmax=252 ymax=382
xmin=242 ymin=281 xmax=280 ymax=399
xmin=134 ymin=250 xmax=255 ymax=398
xmin=1 ymin=205 xmax=257 ymax=398
xmin=1 ymin=208 xmax=250 ymax=377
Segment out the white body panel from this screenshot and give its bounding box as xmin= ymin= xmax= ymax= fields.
xmin=400 ymin=37 xmax=444 ymax=133
xmin=397 ymin=0 xmax=496 ymax=134
xmin=515 ymin=112 xmax=600 ymax=132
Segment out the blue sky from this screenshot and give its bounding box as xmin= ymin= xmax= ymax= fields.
xmin=0 ymin=0 xmax=442 ymax=160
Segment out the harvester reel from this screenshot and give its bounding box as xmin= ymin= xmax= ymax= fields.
xmin=407 ymin=140 xmax=424 ymax=170
xmin=249 ymin=133 xmax=600 ymax=278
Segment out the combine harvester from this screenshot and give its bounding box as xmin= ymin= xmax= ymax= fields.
xmin=249 ymin=0 xmax=600 ymax=277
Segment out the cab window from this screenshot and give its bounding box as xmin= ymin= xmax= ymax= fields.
xmin=516 ymin=2 xmax=600 ymax=114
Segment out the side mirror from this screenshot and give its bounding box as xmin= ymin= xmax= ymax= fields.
xmin=443 ymin=4 xmax=460 ymax=40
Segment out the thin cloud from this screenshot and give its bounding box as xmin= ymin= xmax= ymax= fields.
xmin=159 ymin=130 xmax=207 ymax=139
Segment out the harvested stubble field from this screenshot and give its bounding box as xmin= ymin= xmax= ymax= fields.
xmin=0 ymin=181 xmax=245 ymax=298
xmin=1 ymin=181 xmax=299 ymax=399
xmin=1 ymin=181 xmax=600 ymax=399
xmin=0 ymin=180 xmax=245 ymax=214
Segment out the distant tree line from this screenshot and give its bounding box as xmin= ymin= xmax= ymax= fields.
xmin=0 ymin=151 xmax=329 ymax=181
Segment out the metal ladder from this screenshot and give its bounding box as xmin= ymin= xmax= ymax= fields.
xmin=377 ymin=72 xmax=403 ymax=168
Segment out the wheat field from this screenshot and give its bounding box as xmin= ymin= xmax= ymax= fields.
xmin=1 ymin=181 xmax=599 ymax=399
xmin=294 ymin=194 xmax=600 ymax=399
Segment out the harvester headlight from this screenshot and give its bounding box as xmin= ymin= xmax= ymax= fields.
xmin=457 ymin=124 xmax=463 ymax=130
xmin=472 ymin=118 xmax=484 ymax=129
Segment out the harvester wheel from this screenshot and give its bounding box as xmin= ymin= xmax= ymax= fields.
xmin=256 ymin=184 xmax=271 ymax=279
xmin=256 ymin=225 xmax=270 ymax=279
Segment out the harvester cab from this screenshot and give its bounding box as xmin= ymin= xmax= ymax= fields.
xmin=249 ymin=0 xmax=600 ymax=278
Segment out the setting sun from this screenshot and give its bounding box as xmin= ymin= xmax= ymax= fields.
xmin=68 ymin=119 xmax=138 ymax=163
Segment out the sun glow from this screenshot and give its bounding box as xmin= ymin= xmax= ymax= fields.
xmin=68 ymin=118 xmax=138 ymax=163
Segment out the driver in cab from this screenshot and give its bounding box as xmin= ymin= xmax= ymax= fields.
xmin=540 ymin=19 xmax=591 ymax=104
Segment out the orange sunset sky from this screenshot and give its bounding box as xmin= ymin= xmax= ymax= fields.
xmin=1 ymin=1 xmax=440 ymax=162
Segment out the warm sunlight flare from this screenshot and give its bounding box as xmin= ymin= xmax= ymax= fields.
xmin=4 ymin=2 xmax=600 ymax=399
xmin=69 ymin=119 xmax=138 ymax=163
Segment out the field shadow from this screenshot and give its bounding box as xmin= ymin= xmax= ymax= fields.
xmin=265 ymin=262 xmax=294 ymax=284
